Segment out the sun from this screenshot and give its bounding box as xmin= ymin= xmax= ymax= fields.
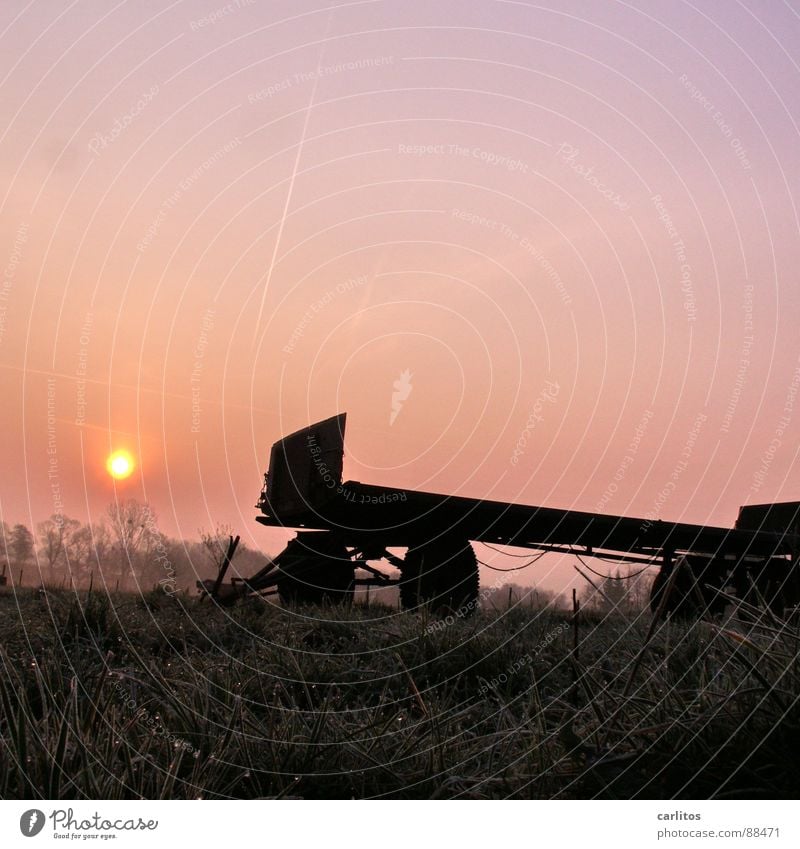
xmin=106 ymin=450 xmax=135 ymax=480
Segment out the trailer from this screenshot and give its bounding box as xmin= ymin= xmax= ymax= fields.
xmin=201 ymin=413 xmax=800 ymax=616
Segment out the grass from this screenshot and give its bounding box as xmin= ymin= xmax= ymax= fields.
xmin=0 ymin=586 xmax=798 ymax=799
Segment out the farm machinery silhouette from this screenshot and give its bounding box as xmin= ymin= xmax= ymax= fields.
xmin=200 ymin=413 xmax=800 ymax=618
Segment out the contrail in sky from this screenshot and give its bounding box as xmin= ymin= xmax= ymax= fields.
xmin=252 ymin=4 xmax=335 ymax=345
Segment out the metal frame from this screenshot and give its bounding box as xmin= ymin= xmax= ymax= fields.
xmin=202 ymin=415 xmax=799 ymax=609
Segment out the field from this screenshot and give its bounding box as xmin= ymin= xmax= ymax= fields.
xmin=0 ymin=587 xmax=798 ymax=799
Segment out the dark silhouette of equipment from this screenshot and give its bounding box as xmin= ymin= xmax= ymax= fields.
xmin=216 ymin=413 xmax=799 ymax=617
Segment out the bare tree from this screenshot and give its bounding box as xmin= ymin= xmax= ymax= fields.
xmin=580 ymin=568 xmax=627 ymax=613
xmin=37 ymin=515 xmax=80 ymax=584
xmin=90 ymin=522 xmax=113 ymax=573
xmin=105 ymin=500 xmax=156 ymax=587
xmin=199 ymin=524 xmax=237 ymax=573
xmin=66 ymin=524 xmax=92 ymax=582
xmin=10 ymin=523 xmax=34 ymax=574
xmin=138 ymin=525 xmax=171 ymax=588
xmin=0 ymin=521 xmax=9 ymax=582
xmin=0 ymin=520 xmax=9 ymax=560
xmin=580 ymin=565 xmax=654 ymax=613
xmin=625 ymin=566 xmax=656 ymax=611
xmin=65 ymin=522 xmax=109 ymax=585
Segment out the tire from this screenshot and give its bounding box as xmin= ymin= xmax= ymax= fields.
xmin=399 ymin=538 xmax=479 ymax=614
xmin=749 ymin=557 xmax=800 ymax=616
xmin=649 ymin=556 xmax=727 ymax=618
xmin=649 ymin=563 xmax=699 ymax=619
xmin=276 ymin=535 xmax=354 ymax=606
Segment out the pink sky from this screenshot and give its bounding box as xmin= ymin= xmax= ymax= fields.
xmin=1 ymin=0 xmax=799 ymax=594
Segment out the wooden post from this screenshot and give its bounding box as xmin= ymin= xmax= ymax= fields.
xmin=568 ymin=588 xmax=581 ymax=706
xmin=572 ymin=588 xmax=580 ymax=657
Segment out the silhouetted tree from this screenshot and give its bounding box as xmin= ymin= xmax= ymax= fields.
xmin=161 ymin=537 xmax=199 ymax=593
xmin=199 ymin=524 xmax=237 ymax=573
xmin=580 ymin=566 xmax=654 ymax=613
xmin=0 ymin=521 xmax=9 ymax=582
xmin=480 ymin=581 xmax=557 ymax=611
xmin=105 ymin=499 xmax=156 ymax=587
xmin=10 ymin=523 xmax=34 ymax=574
xmin=0 ymin=519 xmax=9 ymax=563
xmin=37 ymin=514 xmax=80 ymax=584
xmin=625 ymin=567 xmax=655 ymax=611
xmin=137 ymin=525 xmax=171 ymax=589
xmin=66 ymin=522 xmax=112 ymax=585
xmin=581 ymin=569 xmax=625 ymax=613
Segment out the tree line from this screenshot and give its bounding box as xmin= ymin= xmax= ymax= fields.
xmin=0 ymin=499 xmax=269 ymax=593
xmin=480 ymin=568 xmax=655 ymax=614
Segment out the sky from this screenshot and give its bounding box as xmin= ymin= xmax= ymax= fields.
xmin=1 ymin=0 xmax=799 ymax=594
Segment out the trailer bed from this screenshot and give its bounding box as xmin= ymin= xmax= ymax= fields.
xmin=257 ymin=480 xmax=791 ymax=560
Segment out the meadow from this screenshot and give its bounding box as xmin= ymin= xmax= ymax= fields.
xmin=0 ymin=586 xmax=798 ymax=799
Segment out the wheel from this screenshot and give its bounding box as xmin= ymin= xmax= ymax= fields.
xmin=399 ymin=538 xmax=479 ymax=614
xmin=649 ymin=561 xmax=700 ymax=618
xmin=749 ymin=557 xmax=800 ymax=616
xmin=276 ymin=534 xmax=354 ymax=606
xmin=649 ymin=556 xmax=727 ymax=618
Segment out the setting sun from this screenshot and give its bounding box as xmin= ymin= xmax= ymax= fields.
xmin=106 ymin=450 xmax=134 ymax=480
